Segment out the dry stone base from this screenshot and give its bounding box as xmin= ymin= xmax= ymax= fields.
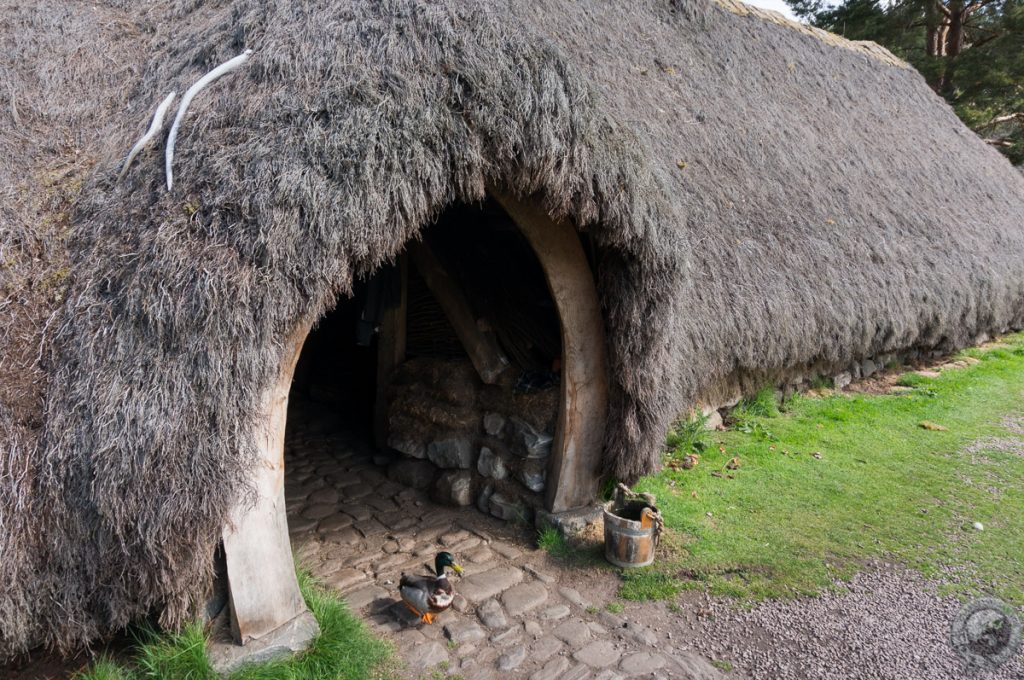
xmin=207 ymin=610 xmax=319 ymax=676
xmin=284 ymin=407 xmax=725 ymax=679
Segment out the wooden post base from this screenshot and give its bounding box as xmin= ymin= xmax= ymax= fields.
xmin=222 ymin=321 xmax=313 ymax=645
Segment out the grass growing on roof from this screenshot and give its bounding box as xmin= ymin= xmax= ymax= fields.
xmin=624 ymin=333 xmax=1024 ymax=604
xmin=74 ymin=571 xmax=395 ymax=680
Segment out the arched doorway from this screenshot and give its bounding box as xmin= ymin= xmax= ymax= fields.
xmin=220 ymin=191 xmax=608 ymax=647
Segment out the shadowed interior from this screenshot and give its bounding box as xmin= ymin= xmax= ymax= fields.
xmin=288 ymin=199 xmax=563 ymax=514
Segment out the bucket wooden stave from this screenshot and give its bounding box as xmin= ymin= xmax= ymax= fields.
xmin=603 ymin=499 xmax=659 ymax=568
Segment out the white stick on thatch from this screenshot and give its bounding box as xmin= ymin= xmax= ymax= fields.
xmin=165 ymin=49 xmax=253 ymax=191
xmin=118 ymin=92 xmax=176 ymax=181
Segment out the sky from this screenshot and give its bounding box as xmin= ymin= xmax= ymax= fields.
xmin=744 ymin=0 xmax=800 ymax=20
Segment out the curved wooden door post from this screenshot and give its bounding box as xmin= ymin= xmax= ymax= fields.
xmin=490 ymin=189 xmax=610 ymax=513
xmin=222 ymin=318 xmax=315 ymax=644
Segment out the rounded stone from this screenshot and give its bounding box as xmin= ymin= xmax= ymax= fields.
xmin=573 ymin=640 xmax=622 ymax=668
xmin=444 ymin=620 xmax=487 ymax=644
xmin=300 ymin=503 xmax=338 ymax=520
xmin=497 ymin=645 xmax=527 ymax=670
xmin=307 ymin=487 xmax=340 ymax=504
xmin=427 ymin=438 xmax=475 ymax=469
xmin=540 ymin=604 xmax=571 ymax=620
xmin=478 ymin=598 xmax=509 ymax=629
xmin=483 ymin=412 xmax=506 ymax=436
xmin=501 ymin=581 xmax=549 ymax=616
xmin=316 ymin=514 xmax=353 ymax=532
xmin=532 ymin=635 xmax=563 ymax=662
xmin=553 ymin=619 xmax=592 ymax=647
xmin=478 ymin=447 xmax=508 ymax=480
xmin=406 ymin=640 xmax=449 ymax=670
xmin=619 ymin=651 xmax=666 ymax=674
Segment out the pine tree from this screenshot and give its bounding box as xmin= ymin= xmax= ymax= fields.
xmin=787 ymin=0 xmax=1024 ymax=164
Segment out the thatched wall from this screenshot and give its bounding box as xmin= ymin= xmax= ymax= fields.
xmin=2 ymin=0 xmax=1023 ymax=655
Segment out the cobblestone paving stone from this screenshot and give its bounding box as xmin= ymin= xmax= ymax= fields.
xmin=284 ymin=416 xmax=725 ymax=680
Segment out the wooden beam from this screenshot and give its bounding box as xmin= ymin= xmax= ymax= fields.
xmin=408 ymin=240 xmax=509 ymax=385
xmin=374 ymin=257 xmax=407 ymax=448
xmin=222 ymin=319 xmax=314 ymax=644
xmin=490 ymin=189 xmax=610 ymax=512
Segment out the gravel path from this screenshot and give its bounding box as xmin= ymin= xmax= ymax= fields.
xmin=688 ymin=564 xmax=1024 ymax=679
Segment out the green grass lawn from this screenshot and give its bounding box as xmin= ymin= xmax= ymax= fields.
xmin=628 ymin=333 xmax=1024 ymax=605
xmin=76 ymin=571 xmax=396 ymax=680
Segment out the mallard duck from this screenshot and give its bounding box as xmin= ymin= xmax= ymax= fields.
xmin=399 ymin=551 xmax=463 ymax=624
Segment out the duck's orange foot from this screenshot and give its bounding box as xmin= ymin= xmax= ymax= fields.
xmin=420 ymin=612 xmax=435 ymax=624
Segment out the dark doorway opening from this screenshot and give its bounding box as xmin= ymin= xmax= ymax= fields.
xmin=289 ymin=278 xmax=380 ymax=442
xmin=286 ymin=197 xmax=565 ymax=518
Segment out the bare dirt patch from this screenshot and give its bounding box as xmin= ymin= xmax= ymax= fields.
xmin=965 ymin=437 xmax=1024 ymax=459
xmin=842 ymin=371 xmax=915 ymax=395
xmin=1001 ymin=415 xmax=1024 ymax=436
xmin=836 ymin=353 xmax=983 ymax=397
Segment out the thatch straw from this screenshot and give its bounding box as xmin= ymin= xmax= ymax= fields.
xmin=2 ymin=0 xmax=1023 ymax=655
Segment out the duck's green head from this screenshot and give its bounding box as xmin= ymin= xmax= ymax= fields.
xmin=434 ymin=551 xmax=463 ymax=577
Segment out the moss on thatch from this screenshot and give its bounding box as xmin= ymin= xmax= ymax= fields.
xmin=2 ymin=0 xmax=1024 ymax=656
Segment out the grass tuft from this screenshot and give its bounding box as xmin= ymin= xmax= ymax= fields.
xmin=617 ymin=569 xmax=684 ymax=601
xmin=134 ymin=624 xmax=213 ymax=679
xmin=666 ymin=413 xmax=709 ymax=454
xmin=74 ymin=658 xmax=130 ymax=680
xmin=809 ymin=375 xmax=833 ymax=390
xmin=730 ymin=387 xmax=780 ymax=421
xmin=74 ymin=570 xmax=395 ymax=680
xmin=896 ymin=372 xmax=929 ymax=387
xmin=536 ymin=527 xmax=573 ymax=559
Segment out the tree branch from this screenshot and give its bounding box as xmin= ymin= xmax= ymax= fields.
xmin=967 ymin=32 xmax=1002 ymax=48
xmin=977 ymin=112 xmax=1024 ymax=130
xmin=165 ymin=49 xmax=252 ymax=191
xmin=118 ymin=92 xmax=176 ymax=182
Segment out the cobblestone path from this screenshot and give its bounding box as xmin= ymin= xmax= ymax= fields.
xmin=283 ymin=411 xmax=725 ymax=679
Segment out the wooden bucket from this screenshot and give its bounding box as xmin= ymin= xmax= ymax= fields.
xmin=603 ymin=499 xmax=660 ymax=568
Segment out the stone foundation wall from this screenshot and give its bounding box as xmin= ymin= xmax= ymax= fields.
xmin=694 ymin=335 xmax=995 ymax=426
xmin=383 ymin=357 xmax=558 ymax=524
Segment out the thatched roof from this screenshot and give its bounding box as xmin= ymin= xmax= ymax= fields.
xmin=3 ymin=0 xmax=1024 ymax=655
